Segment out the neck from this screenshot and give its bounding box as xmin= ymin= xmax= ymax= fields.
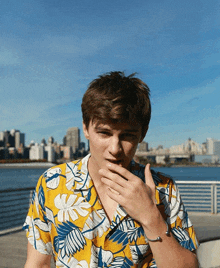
xmin=87 ymin=157 xmax=105 ymax=189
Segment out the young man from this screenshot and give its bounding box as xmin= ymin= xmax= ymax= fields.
xmin=24 ymin=72 xmax=199 ymax=268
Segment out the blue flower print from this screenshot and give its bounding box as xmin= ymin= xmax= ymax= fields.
xmin=57 ymin=221 xmax=86 ymax=258
xmin=171 ymin=227 xmax=197 ymax=251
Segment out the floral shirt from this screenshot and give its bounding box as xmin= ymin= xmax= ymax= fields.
xmin=23 ymin=154 xmax=199 ymax=267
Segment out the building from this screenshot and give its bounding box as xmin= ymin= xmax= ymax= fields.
xmin=15 ymin=131 xmax=25 ymax=149
xmin=0 ymin=132 xmax=4 ymax=141
xmin=138 ymin=141 xmax=149 ymax=152
xmin=202 ymin=143 xmax=207 ymax=154
xmin=29 ymin=141 xmax=56 ymax=162
xmin=64 ymin=127 xmax=80 ymax=153
xmin=48 ymin=136 xmax=54 ymax=145
xmin=205 ymin=138 xmax=220 ymax=162
xmin=206 ymin=138 xmax=218 ymax=155
xmin=3 ymin=130 xmax=12 ymax=147
xmin=29 ymin=143 xmax=45 ymax=160
xmin=0 ymin=129 xmax=25 ymax=149
xmin=194 ymin=155 xmax=218 ymax=164
xmin=10 ymin=129 xmax=16 ymax=147
xmin=0 ymin=132 xmax=4 ymax=147
xmin=0 ymin=148 xmax=9 ymax=159
xmin=41 ymin=138 xmax=47 ymax=146
xmin=60 ymin=146 xmax=73 ymax=160
xmin=79 ymin=142 xmax=86 ymax=150
xmin=213 ymin=140 xmax=220 ymax=159
xmin=169 ymin=138 xmax=203 ymax=155
xmin=45 ymin=145 xmax=55 ymax=162
xmin=8 ymin=147 xmax=17 ymax=159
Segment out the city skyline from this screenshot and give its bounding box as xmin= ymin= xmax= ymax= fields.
xmin=1 ymin=127 xmax=219 ymax=164
xmin=1 ymin=0 xmax=220 ymax=148
xmin=1 ymin=127 xmax=219 ymax=151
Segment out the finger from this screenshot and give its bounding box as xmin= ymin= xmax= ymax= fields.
xmin=109 ymin=188 xmax=120 ymax=195
xmin=106 ymin=163 xmax=133 ymax=181
xmin=101 ymin=177 xmax=124 ymax=194
xmin=144 ymin=164 xmax=156 ymax=192
xmin=99 ymin=168 xmax=128 ymax=188
xmin=107 ymin=187 xmax=125 ymax=205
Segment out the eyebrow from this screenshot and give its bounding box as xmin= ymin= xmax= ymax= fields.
xmin=95 ymin=125 xmax=140 ymax=133
xmin=94 ymin=126 xmax=111 ymax=131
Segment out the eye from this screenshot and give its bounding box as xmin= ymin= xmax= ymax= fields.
xmin=98 ymin=131 xmax=111 ymax=137
xmin=121 ymin=133 xmax=138 ymax=140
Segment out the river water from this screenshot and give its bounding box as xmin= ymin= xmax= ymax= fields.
xmin=0 ymin=166 xmax=219 ymax=190
xmin=0 ymin=165 xmax=219 ymax=231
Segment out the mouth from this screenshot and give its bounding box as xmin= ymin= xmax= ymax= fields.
xmin=107 ymin=159 xmax=123 ymax=166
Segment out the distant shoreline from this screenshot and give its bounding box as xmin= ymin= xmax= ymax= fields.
xmin=0 ymin=162 xmax=219 ymax=169
xmin=0 ymin=162 xmax=55 ymax=169
xmin=154 ymin=164 xmax=220 ymax=168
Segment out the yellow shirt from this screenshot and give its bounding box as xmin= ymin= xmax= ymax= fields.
xmin=23 ymin=154 xmax=199 ymax=267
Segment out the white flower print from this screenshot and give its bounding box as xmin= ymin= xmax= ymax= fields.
xmin=169 ymin=186 xmax=187 ymax=225
xmin=82 ymin=209 xmax=109 ymax=239
xmin=34 ymin=191 xmax=40 ymax=216
xmin=44 ymin=167 xmax=62 ymax=189
xmin=129 ymin=244 xmax=149 ymax=264
xmin=54 ymin=194 xmax=91 ymax=222
xmin=90 ymin=245 xmax=113 ymax=268
xmin=66 ymin=162 xmax=82 ymax=190
xmin=57 ymin=255 xmax=88 ymax=268
xmin=23 ymin=216 xmax=52 ymax=254
xmin=77 ymin=260 xmax=88 ymax=268
xmin=157 ymin=183 xmax=180 ymax=224
xmin=66 ymin=159 xmax=91 ymax=194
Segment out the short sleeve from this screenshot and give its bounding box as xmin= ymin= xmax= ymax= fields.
xmin=23 ymin=175 xmax=52 ymax=255
xmin=168 ymin=181 xmax=199 ymax=251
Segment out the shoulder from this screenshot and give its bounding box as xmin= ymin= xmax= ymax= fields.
xmin=38 ymin=154 xmax=90 ymax=190
xmin=151 ymin=169 xmax=175 ymax=188
xmin=43 ymin=154 xmax=90 ymax=179
xmin=130 ymin=160 xmax=175 ymax=187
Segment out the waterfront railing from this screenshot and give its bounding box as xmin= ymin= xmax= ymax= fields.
xmin=0 ymin=187 xmax=34 ymax=233
xmin=0 ymin=181 xmax=220 ymax=233
xmin=176 ymin=181 xmax=220 ymax=214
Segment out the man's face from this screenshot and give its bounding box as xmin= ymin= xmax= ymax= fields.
xmin=83 ymin=121 xmax=143 ymax=175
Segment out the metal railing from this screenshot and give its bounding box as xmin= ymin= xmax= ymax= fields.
xmin=0 ymin=181 xmax=220 ymax=233
xmin=0 ymin=187 xmax=34 ymax=232
xmin=176 ymin=181 xmax=220 ymax=214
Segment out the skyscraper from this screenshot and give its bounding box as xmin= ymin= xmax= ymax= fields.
xmin=15 ymin=131 xmax=25 ymax=149
xmin=3 ymin=130 xmax=15 ymax=147
xmin=206 ymin=138 xmax=216 ymax=155
xmin=138 ymin=141 xmax=149 ymax=152
xmin=213 ymin=140 xmax=220 ymax=160
xmin=64 ymin=127 xmax=80 ymax=153
xmin=0 ymin=132 xmax=4 ymax=147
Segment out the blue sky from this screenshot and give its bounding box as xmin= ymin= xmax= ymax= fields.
xmin=1 ymin=0 xmax=220 ymax=148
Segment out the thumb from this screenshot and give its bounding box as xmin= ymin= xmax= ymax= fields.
xmin=144 ymin=164 xmax=156 ymax=200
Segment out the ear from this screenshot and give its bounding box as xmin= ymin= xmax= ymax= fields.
xmin=83 ymin=122 xmax=90 ymax=140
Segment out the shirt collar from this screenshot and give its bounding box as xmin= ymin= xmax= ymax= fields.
xmin=72 ymin=154 xmax=145 ymax=220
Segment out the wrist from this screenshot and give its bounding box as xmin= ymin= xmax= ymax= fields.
xmin=141 ymin=205 xmax=168 ymax=241
xmin=141 ymin=203 xmax=161 ymax=228
xmin=145 ymin=220 xmax=170 ymax=242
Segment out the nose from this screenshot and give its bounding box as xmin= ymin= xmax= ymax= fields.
xmin=108 ymin=136 xmax=122 ymax=157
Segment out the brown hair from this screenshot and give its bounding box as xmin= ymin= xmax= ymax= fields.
xmin=81 ymin=71 xmax=151 ymax=139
